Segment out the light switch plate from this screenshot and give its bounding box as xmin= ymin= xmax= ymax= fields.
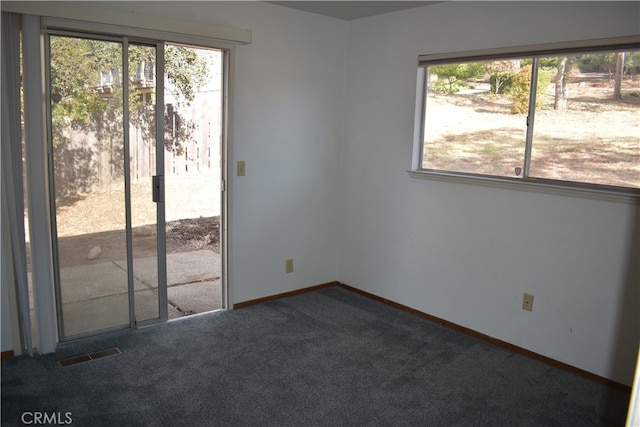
xmin=522 ymin=293 xmax=534 ymax=312
xmin=237 ymin=161 xmax=246 ymax=176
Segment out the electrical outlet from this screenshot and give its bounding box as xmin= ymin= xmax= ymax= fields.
xmin=237 ymin=160 xmax=246 ymax=176
xmin=285 ymin=259 xmax=293 ymax=273
xmin=522 ymin=293 xmax=534 ymax=312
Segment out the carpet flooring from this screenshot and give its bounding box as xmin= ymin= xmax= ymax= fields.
xmin=1 ymin=286 xmax=631 ymax=426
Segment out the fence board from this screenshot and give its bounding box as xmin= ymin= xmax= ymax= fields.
xmin=53 ymin=90 xmax=221 ymax=200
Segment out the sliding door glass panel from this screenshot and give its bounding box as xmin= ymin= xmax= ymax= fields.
xmin=129 ymin=43 xmax=160 ymax=322
xmin=164 ymin=45 xmax=223 ymax=317
xmin=49 ymin=35 xmax=129 ymax=337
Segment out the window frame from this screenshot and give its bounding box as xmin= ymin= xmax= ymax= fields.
xmin=412 ymin=36 xmax=640 ymax=200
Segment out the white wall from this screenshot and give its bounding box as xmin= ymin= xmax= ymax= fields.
xmin=86 ymin=1 xmax=347 ymax=303
xmin=339 ymin=1 xmax=639 ymax=385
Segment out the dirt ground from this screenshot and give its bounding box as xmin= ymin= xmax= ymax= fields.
xmin=29 ymin=172 xmax=221 ymax=268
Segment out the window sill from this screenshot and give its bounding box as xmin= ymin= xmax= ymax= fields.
xmin=407 ymin=170 xmax=640 ymax=205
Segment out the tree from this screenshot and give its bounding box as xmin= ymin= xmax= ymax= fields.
xmin=553 ymin=55 xmax=576 ymax=110
xmin=486 ymin=60 xmax=521 ymax=94
xmin=613 ymin=52 xmax=625 ymax=100
xmin=430 ymin=62 xmax=485 ymax=93
xmin=49 ymin=37 xmax=118 ymax=139
xmin=49 ymin=36 xmax=212 ymax=197
xmin=49 ymin=36 xmax=210 ymax=152
xmin=164 ymin=45 xmax=209 ymax=103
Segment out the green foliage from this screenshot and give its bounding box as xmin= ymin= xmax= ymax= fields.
xmin=430 ymin=79 xmax=454 ymax=93
xmin=625 ymin=51 xmax=640 ymax=74
xmin=430 ymin=62 xmax=485 ymax=93
xmin=506 ymin=65 xmax=551 ymax=114
xmin=49 ymin=37 xmax=118 ymax=140
xmin=165 ymin=45 xmax=209 ymax=101
xmin=489 ymin=71 xmax=515 ymax=94
xmin=578 ymin=51 xmax=640 ymax=75
xmin=49 ymin=36 xmax=210 ymax=148
xmin=522 ymin=57 xmax=557 ymax=68
xmin=534 ymin=67 xmax=551 ymax=106
xmin=539 ymin=57 xmax=559 ymax=69
xmin=578 ymin=53 xmax=616 ymax=73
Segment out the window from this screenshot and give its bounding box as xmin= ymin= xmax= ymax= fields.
xmin=417 ymin=38 xmax=640 ymax=194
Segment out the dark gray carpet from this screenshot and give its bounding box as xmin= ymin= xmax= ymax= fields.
xmin=1 ymin=286 xmax=631 ymax=426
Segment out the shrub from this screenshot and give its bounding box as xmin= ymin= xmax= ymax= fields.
xmin=539 ymin=57 xmax=558 ymax=69
xmin=626 ymin=51 xmax=640 ymax=75
xmin=430 ymin=63 xmax=485 ymax=93
xmin=578 ymin=53 xmax=616 ymax=73
xmin=430 ymin=79 xmax=457 ymax=94
xmin=507 ymin=65 xmax=551 ymax=113
xmin=489 ymin=71 xmax=515 ymax=94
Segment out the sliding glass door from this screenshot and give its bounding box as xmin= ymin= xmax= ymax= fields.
xmin=46 ymin=27 xmax=227 ymax=341
xmin=48 ymin=33 xmax=166 ymax=339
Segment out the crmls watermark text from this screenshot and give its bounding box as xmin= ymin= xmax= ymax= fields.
xmin=21 ymin=412 xmax=72 ymax=425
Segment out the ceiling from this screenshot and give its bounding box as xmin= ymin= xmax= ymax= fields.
xmin=266 ymin=1 xmax=442 ymax=21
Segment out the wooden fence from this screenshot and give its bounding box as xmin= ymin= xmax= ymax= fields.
xmin=52 ymin=94 xmax=222 ymax=200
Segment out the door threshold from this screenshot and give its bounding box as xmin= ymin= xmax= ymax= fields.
xmin=166 ymin=308 xmax=226 ymax=323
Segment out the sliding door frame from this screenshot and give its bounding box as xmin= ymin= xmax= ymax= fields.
xmin=23 ymin=15 xmax=233 ymax=350
xmin=154 ymin=41 xmax=169 ymax=324
xmin=45 ymin=30 xmax=167 ymax=339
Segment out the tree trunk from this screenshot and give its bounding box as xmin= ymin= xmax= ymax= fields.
xmin=613 ymin=52 xmax=625 ymax=101
xmin=554 ymin=57 xmax=568 ymax=110
xmin=554 ymin=56 xmax=576 ymax=110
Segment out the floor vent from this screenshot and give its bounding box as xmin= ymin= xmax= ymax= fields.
xmin=58 ymin=347 xmax=122 ymax=368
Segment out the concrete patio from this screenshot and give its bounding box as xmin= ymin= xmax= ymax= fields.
xmin=50 ymin=249 xmax=221 ymax=337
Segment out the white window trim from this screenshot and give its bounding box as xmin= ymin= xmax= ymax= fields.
xmin=418 ymin=36 xmax=640 ymax=65
xmin=407 ymin=170 xmax=640 ymax=204
xmin=411 ymin=36 xmax=640 ymax=203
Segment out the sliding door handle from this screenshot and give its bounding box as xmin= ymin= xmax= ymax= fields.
xmin=152 ymin=175 xmax=164 ymax=203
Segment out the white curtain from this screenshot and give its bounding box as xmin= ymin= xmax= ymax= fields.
xmin=1 ymin=12 xmax=33 ymax=355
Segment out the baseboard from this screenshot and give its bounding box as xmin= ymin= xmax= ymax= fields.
xmin=337 ymin=282 xmax=632 ymax=393
xmin=1 ymin=350 xmax=15 ymax=360
xmin=233 ymin=281 xmax=339 ymax=309
xmin=232 ymin=280 xmax=631 ymax=392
